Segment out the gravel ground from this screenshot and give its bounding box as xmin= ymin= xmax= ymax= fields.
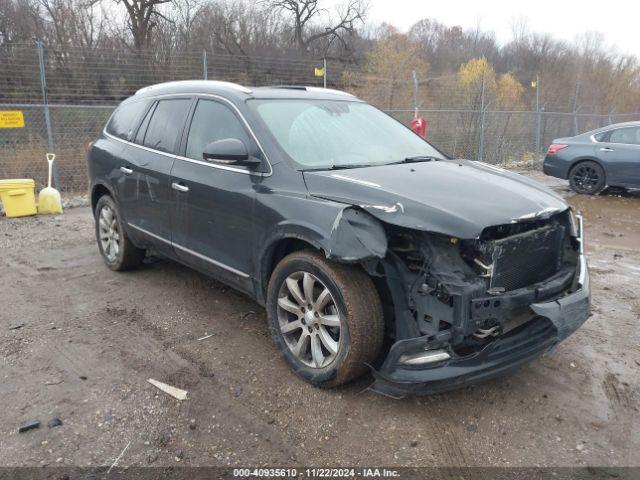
xmin=0 ymin=174 xmax=639 ymax=469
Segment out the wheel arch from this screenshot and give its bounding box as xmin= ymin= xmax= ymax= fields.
xmin=257 ymin=234 xmax=325 ymax=305
xmin=90 ymin=182 xmax=115 ymax=215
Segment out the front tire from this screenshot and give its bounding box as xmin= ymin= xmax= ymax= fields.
xmin=569 ymin=160 xmax=605 ymax=194
xmin=94 ymin=195 xmax=145 ymax=271
xmin=266 ymin=250 xmax=384 ymax=388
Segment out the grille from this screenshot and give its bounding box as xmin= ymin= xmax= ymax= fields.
xmin=490 ymin=224 xmax=565 ymax=291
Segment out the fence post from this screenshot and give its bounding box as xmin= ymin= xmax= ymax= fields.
xmin=323 ymin=57 xmax=327 ymax=88
xmin=203 ymin=49 xmax=208 ymax=80
xmin=478 ymin=71 xmax=485 ymax=162
xmin=37 ymin=41 xmax=59 ymax=189
xmin=412 ymin=70 xmax=418 ymax=117
xmin=571 ymin=80 xmax=580 ymax=135
xmin=534 ymin=75 xmax=541 ymax=168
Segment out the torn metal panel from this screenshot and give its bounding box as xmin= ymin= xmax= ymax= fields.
xmin=326 ymin=207 xmax=387 ymax=261
xmin=531 ymin=253 xmax=591 ymax=340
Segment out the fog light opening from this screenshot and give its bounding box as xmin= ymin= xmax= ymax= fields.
xmin=398 ymin=349 xmax=451 ymax=366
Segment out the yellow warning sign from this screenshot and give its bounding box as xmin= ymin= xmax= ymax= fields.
xmin=0 ymin=110 xmax=25 ymax=128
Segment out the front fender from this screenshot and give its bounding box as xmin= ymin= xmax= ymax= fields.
xmin=258 ymin=205 xmax=387 ymax=264
xmin=255 ymin=200 xmax=388 ymax=302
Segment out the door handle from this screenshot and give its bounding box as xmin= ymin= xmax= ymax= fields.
xmin=600 ymin=147 xmax=614 ymax=152
xmin=120 ymin=166 xmax=133 ymax=175
xmin=172 ymin=182 xmax=189 ymax=193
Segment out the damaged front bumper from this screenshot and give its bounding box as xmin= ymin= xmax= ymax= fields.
xmin=370 ymin=222 xmax=591 ymax=398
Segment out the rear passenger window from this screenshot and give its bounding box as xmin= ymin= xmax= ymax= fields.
xmin=609 ymin=127 xmax=640 ymax=145
xmin=106 ymin=100 xmax=149 ymax=141
xmin=143 ymin=98 xmax=191 ymax=153
xmin=185 ymin=99 xmax=252 ymax=161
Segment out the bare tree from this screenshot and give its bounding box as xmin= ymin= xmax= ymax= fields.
xmin=37 ymin=0 xmax=106 ymax=48
xmin=0 ymin=0 xmax=42 ymax=43
xmin=115 ymin=0 xmax=172 ymax=49
xmin=264 ymin=0 xmax=366 ymax=54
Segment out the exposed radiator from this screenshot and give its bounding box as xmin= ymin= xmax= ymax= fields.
xmin=489 ymin=224 xmax=566 ymax=291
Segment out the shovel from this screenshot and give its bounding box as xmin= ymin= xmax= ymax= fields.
xmin=37 ymin=153 xmax=63 ymax=214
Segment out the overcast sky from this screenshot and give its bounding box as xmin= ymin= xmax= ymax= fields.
xmin=363 ymin=0 xmax=640 ymax=58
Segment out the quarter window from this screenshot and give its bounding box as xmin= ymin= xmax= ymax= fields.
xmin=134 ymin=103 xmax=156 ymax=145
xmin=594 ymin=131 xmax=607 ymax=142
xmin=608 ymin=127 xmax=640 ymax=145
xmin=143 ymin=98 xmax=191 ymax=154
xmin=106 ymin=100 xmax=150 ymax=141
xmin=185 ymin=99 xmax=252 ymax=161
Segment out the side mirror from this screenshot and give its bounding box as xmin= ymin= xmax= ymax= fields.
xmin=202 ymin=138 xmax=261 ymax=168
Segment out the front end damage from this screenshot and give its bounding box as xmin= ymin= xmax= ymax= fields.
xmin=365 ymin=208 xmax=590 ymax=398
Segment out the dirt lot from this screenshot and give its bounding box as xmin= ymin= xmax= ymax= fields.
xmin=1 ymin=175 xmax=639 ymax=469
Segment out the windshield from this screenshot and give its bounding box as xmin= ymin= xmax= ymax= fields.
xmin=248 ymin=99 xmax=446 ymax=170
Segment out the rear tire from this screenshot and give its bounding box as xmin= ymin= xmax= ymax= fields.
xmin=266 ymin=250 xmax=384 ymax=388
xmin=569 ymin=160 xmax=605 ymax=194
xmin=94 ymin=195 xmax=145 ymax=271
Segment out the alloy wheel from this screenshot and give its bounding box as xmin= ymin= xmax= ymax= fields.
xmin=98 ymin=204 xmax=120 ymax=262
xmin=572 ymin=165 xmax=600 ymax=192
xmin=276 ymin=271 xmax=342 ymax=368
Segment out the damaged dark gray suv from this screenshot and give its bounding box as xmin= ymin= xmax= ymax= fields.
xmin=88 ymin=81 xmax=591 ymax=397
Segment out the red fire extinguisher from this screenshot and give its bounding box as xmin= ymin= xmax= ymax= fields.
xmin=411 ymin=114 xmax=427 ymax=138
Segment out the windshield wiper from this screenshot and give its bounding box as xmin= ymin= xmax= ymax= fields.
xmin=303 ymin=164 xmax=374 ymax=171
xmin=302 ymin=157 xmax=441 ymax=172
xmin=402 ymin=155 xmax=441 ymax=163
xmin=381 ymin=156 xmax=442 ymax=166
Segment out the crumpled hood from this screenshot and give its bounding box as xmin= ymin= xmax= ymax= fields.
xmin=303 ymin=159 xmax=568 ymax=239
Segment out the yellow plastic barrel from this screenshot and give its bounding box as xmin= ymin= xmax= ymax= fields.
xmin=0 ymin=179 xmax=37 ymax=217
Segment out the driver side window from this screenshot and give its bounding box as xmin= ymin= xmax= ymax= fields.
xmin=185 ymin=99 xmax=253 ymax=161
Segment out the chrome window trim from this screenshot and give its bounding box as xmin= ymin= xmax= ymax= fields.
xmin=103 ymin=92 xmax=273 ymax=177
xmin=127 ymin=223 xmax=250 ymax=278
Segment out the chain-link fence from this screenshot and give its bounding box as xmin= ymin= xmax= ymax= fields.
xmin=1 ymin=42 xmax=639 ymax=194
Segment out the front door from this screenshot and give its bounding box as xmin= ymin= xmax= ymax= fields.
xmin=170 ymin=97 xmax=265 ymax=292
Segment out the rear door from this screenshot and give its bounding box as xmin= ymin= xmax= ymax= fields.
xmin=105 ymin=98 xmax=151 ymax=214
xmin=119 ymin=96 xmax=193 ymax=253
xmin=596 ymin=126 xmax=640 ymax=186
xmin=170 ymin=97 xmax=266 ymax=291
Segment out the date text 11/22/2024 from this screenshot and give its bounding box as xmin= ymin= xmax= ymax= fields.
xmin=233 ymin=468 xmax=401 ymax=477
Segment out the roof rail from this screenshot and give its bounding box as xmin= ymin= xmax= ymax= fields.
xmin=259 ymin=85 xmax=355 ymax=98
xmin=305 ymin=86 xmax=355 ymax=97
xmin=266 ymin=85 xmax=308 ymax=90
xmin=136 ymin=80 xmax=252 ymax=95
